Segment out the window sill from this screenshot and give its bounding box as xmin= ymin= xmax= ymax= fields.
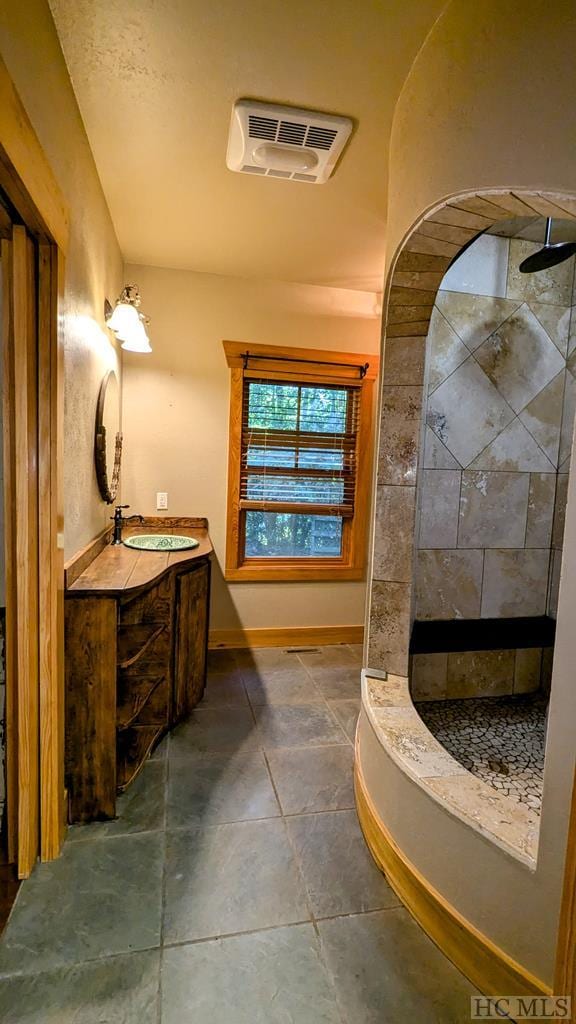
xmin=225 ymin=563 xmax=365 ymax=582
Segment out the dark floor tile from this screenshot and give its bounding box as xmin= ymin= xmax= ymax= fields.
xmin=237 ymin=648 xmax=300 ymax=672
xmin=306 ymin=665 xmax=361 ymax=700
xmin=243 ymin=666 xmax=323 ymax=706
xmin=318 ymin=909 xmax=478 ymax=1023
xmin=254 ymin=705 xmax=346 ymax=750
xmin=298 ymin=646 xmax=359 ymax=672
xmin=67 ymin=760 xmax=166 ymax=841
xmin=207 ymin=650 xmax=240 ymax=675
xmin=347 ymin=644 xmax=364 ymax=663
xmin=0 ymin=833 xmax=164 ymax=976
xmin=286 ymin=810 xmax=399 ymax=918
xmin=169 ymin=708 xmax=259 ymax=756
xmin=150 ymin=733 xmax=169 ymax=760
xmin=161 ymin=924 xmax=342 ymax=1024
xmin=167 ymin=751 xmax=279 ymax=828
xmin=163 ymin=819 xmax=309 ymax=943
xmin=328 ymin=699 xmax=360 ymax=744
xmin=201 ymin=672 xmax=249 ymax=707
xmin=0 ymin=949 xmax=160 ymax=1023
xmin=267 ymin=746 xmax=355 ymax=814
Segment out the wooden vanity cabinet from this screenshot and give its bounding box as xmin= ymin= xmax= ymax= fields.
xmin=64 ymin=520 xmax=212 ymax=823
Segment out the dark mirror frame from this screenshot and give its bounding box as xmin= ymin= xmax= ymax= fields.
xmin=95 ymin=369 xmax=122 ymax=504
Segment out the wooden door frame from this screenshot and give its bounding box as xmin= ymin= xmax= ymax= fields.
xmin=0 ymin=55 xmax=68 ymax=874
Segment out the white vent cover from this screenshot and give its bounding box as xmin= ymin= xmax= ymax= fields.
xmin=226 ymin=100 xmax=353 ymax=184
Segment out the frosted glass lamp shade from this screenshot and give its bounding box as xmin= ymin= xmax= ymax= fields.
xmin=106 ymin=295 xmax=152 ymax=353
xmin=118 ymin=317 xmax=151 ymax=354
xmin=119 ymin=317 xmax=152 ymax=353
xmin=106 ymin=301 xmax=141 ymax=335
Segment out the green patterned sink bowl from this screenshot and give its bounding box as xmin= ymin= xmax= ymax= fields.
xmin=123 ymin=534 xmax=200 ymax=552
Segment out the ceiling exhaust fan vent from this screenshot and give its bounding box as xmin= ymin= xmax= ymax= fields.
xmin=228 ymin=100 xmax=353 ymax=184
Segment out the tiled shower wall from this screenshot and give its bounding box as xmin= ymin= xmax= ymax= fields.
xmin=415 ymin=233 xmax=576 ymax=622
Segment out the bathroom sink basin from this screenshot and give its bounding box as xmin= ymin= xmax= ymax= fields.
xmin=123 ymin=534 xmax=200 ymax=552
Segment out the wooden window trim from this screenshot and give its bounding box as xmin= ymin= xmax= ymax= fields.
xmin=223 ymin=340 xmax=378 ymax=582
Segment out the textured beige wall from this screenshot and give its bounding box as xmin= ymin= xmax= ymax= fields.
xmin=0 ymin=0 xmax=124 ymax=558
xmin=121 ymin=264 xmax=381 ymax=631
xmin=387 ymin=1 xmax=576 ymax=259
xmin=362 ymin=0 xmax=576 ymax=985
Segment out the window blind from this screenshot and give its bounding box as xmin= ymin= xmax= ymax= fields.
xmin=239 ymin=378 xmax=360 ymax=517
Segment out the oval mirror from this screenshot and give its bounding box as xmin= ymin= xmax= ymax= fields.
xmin=95 ymin=370 xmax=122 ymax=503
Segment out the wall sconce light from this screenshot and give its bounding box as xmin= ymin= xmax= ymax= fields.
xmin=105 ymin=285 xmax=152 ymax=353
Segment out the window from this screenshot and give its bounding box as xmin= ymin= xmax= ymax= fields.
xmin=224 ymin=341 xmax=378 ymax=581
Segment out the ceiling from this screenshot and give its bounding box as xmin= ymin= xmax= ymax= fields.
xmin=49 ymin=0 xmax=446 ymax=292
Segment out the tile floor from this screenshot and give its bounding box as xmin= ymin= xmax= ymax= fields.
xmin=0 ymin=645 xmax=477 ymax=1022
xmin=416 ymin=692 xmax=548 ymax=811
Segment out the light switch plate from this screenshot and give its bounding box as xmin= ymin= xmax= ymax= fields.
xmin=156 ymin=492 xmax=168 ymax=510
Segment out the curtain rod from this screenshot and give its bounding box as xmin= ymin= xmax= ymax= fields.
xmin=241 ymin=351 xmax=369 ymax=379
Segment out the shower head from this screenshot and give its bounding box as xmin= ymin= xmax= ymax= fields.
xmin=519 ymin=217 xmax=576 ymax=273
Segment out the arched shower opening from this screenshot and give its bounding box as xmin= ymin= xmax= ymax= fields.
xmin=357 ymin=188 xmax=576 ymax=999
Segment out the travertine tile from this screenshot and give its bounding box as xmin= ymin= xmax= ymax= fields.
xmin=383 ymin=335 xmax=426 ymax=386
xmin=559 ymin=367 xmax=576 ymax=465
xmin=518 ymin=371 xmax=564 ymax=467
xmin=446 ymin=650 xmax=515 ymax=698
xmin=422 ymin=425 xmax=461 ymax=469
xmin=541 ymin=646 xmax=555 ymax=691
xmin=426 ymin=773 xmax=538 ymax=862
xmin=410 ymin=653 xmax=448 ymax=701
xmin=475 ymin=304 xmax=564 ymax=413
xmin=525 ymin=473 xmax=556 ymax=548
xmin=568 ymin=305 xmax=576 ymax=356
xmin=552 ymin=473 xmax=569 ymax=549
xmin=418 ymin=470 xmax=461 ymax=548
xmin=514 ymin=649 xmax=543 ymax=694
xmin=426 ymin=358 xmax=514 ymax=467
xmin=370 ymin=706 xmax=462 ymax=779
xmin=435 ymin=291 xmax=520 ymax=351
xmin=507 ymin=239 xmax=575 ymax=305
xmin=481 ymin=549 xmax=550 ymax=617
xmin=548 ymin=548 xmax=562 ymax=618
xmin=368 ymin=581 xmax=411 ymax=676
xmin=415 ymin=549 xmax=483 ymax=620
xmin=458 ymin=471 xmax=529 ymax=548
xmin=367 ymin=674 xmax=411 ymax=708
xmin=469 ymin=418 xmax=554 ymax=472
xmin=378 ymin=386 xmax=423 ymax=486
xmin=426 ymin=307 xmax=468 ymax=393
xmin=530 ymin=302 xmax=571 ymax=356
xmin=373 ymin=485 xmax=416 ymax=582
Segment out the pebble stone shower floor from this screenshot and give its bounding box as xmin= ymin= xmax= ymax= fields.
xmin=416 ymin=692 xmax=549 ymax=812
xmin=0 ymin=644 xmax=477 ymax=1023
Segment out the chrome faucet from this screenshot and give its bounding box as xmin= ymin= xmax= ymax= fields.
xmin=111 ymin=505 xmax=145 ymax=545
